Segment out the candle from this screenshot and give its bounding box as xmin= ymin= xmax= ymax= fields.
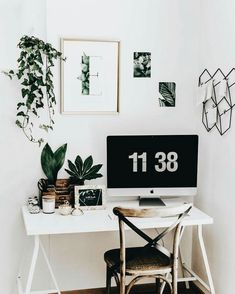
xmin=42 ymin=195 xmax=55 ymax=214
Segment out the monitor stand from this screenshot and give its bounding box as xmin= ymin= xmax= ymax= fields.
xmin=139 ymin=196 xmax=166 ymax=207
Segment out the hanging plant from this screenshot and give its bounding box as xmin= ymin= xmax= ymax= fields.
xmin=4 ymin=35 xmax=65 ymax=146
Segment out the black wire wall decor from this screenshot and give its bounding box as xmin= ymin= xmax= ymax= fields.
xmin=198 ymin=68 xmax=235 ymax=135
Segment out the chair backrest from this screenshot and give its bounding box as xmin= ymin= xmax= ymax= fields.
xmin=114 ymin=203 xmax=191 ymax=243
xmin=113 ymin=203 xmax=192 ymax=218
xmin=113 ymin=203 xmax=192 ymax=286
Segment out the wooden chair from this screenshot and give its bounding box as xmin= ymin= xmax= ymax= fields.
xmin=104 ymin=203 xmax=192 ymax=294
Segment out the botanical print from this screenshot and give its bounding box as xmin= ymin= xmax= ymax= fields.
xmin=79 ymin=189 xmax=102 ymax=206
xmin=133 ymin=52 xmax=151 ymax=78
xmin=61 ymin=39 xmax=119 ymax=113
xmin=77 ymin=53 xmax=102 ymax=96
xmin=77 ymin=53 xmax=90 ymax=95
xmin=159 ymin=82 xmax=176 ymax=107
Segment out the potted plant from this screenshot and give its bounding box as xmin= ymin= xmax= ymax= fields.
xmin=41 ymin=143 xmax=67 ymax=185
xmin=4 ymin=35 xmax=65 ymax=146
xmin=65 ymin=155 xmax=103 ymax=185
xmin=40 ymin=143 xmax=73 ymax=207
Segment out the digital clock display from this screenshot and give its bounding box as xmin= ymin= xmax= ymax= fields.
xmin=107 ymin=135 xmax=198 ymax=188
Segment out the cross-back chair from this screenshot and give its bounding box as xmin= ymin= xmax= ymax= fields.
xmin=104 ymin=203 xmax=192 ymax=294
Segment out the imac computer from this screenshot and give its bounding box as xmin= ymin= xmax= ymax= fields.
xmin=106 ymin=135 xmax=198 ymax=206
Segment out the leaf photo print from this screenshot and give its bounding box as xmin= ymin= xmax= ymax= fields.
xmin=159 ymin=82 xmax=176 ymax=107
xmin=133 ymin=52 xmax=151 ymax=78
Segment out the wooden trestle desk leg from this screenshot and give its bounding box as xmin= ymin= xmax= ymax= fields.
xmin=17 ymin=235 xmax=61 ymax=294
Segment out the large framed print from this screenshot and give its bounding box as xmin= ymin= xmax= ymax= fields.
xmin=61 ymin=38 xmax=120 ymax=114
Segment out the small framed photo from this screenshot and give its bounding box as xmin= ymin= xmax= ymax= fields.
xmin=74 ymin=185 xmax=106 ymax=210
xmin=61 ymin=38 xmax=120 ymax=114
xmin=133 ymin=52 xmax=151 ymax=78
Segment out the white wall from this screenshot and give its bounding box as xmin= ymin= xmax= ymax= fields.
xmin=192 ymin=1 xmax=235 ymax=293
xmin=0 ymin=0 xmax=48 ymax=293
xmin=47 ymin=0 xmax=199 ymax=290
xmin=0 ymin=0 xmax=200 ymax=292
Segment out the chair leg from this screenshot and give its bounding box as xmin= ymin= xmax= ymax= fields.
xmin=172 ymin=269 xmax=178 ymax=294
xmin=106 ymin=266 xmax=112 ymax=294
xmin=155 ymin=278 xmax=161 ymax=294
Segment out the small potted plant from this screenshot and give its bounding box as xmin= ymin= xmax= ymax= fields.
xmin=65 ymin=155 xmax=103 ymax=185
xmin=41 ymin=143 xmax=67 ymax=186
xmin=40 ymin=143 xmax=73 ymax=207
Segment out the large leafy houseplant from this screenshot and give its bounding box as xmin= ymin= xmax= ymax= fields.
xmin=65 ymin=155 xmax=103 ymax=185
xmin=41 ymin=143 xmax=67 ymax=185
xmin=4 ymin=35 xmax=65 ymax=146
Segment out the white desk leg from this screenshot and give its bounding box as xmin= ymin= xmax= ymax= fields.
xmin=39 ymin=238 xmax=61 ymax=294
xmin=19 ymin=235 xmax=61 ymax=294
xmin=179 ymin=248 xmax=190 ymax=289
xmin=197 ymin=225 xmax=215 ymax=294
xmin=25 ymin=235 xmax=40 ymax=294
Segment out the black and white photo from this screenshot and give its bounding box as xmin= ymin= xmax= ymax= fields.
xmin=133 ymin=52 xmax=151 ymax=78
xmin=159 ymin=82 xmax=176 ymax=107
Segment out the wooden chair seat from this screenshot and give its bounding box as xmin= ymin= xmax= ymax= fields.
xmin=104 ymin=246 xmax=172 ymax=275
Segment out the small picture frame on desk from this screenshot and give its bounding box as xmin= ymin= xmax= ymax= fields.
xmin=74 ymin=185 xmax=106 ymax=210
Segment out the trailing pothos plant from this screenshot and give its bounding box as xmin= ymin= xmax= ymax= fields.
xmin=4 ymin=35 xmax=65 ymax=146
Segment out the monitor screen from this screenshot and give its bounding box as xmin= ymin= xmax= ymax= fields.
xmin=107 ymin=135 xmax=198 ymax=197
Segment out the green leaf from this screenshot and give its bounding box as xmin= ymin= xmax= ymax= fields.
xmin=26 ymin=93 xmax=36 ymax=108
xmin=17 ymin=71 xmax=24 ymax=80
xmin=39 ymin=125 xmax=49 ymax=132
xmin=75 ymin=155 xmax=83 ymax=173
xmin=17 ymin=102 xmax=25 ymax=110
xmin=15 ymin=120 xmax=23 ymax=128
xmin=21 ymin=88 xmax=29 ymax=98
xmin=16 ymin=111 xmax=26 ymax=117
xmin=54 ymin=143 xmax=67 ymax=177
xmin=32 ymin=108 xmax=38 ymax=116
xmin=35 ymin=76 xmax=44 ymax=86
xmin=40 ymin=143 xmax=67 ymax=183
xmin=41 ymin=143 xmax=55 ymax=184
xmin=68 ymin=160 xmax=79 ymax=175
xmin=38 ymin=138 xmax=44 ymax=147
xmin=64 ymin=169 xmax=77 ymax=177
xmin=21 ymin=79 xmax=28 ymax=86
xmin=84 ymin=173 xmax=103 ymax=180
xmin=31 ymin=84 xmax=38 ymax=92
xmin=37 ymin=52 xmax=43 ymax=64
xmin=82 ymin=156 xmax=93 ymax=175
xmin=83 ymin=164 xmax=102 ymax=178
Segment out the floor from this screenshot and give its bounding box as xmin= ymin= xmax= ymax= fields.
xmin=62 ymin=282 xmax=203 ymax=294
xmin=140 ymin=283 xmax=203 ymax=293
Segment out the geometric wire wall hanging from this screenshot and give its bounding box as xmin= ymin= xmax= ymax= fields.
xmin=198 ymin=68 xmax=235 ymax=135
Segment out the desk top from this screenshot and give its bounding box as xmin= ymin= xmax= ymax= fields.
xmin=22 ymin=199 xmax=213 ymax=236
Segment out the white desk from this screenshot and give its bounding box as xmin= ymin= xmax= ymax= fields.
xmin=18 ymin=200 xmax=215 ymax=294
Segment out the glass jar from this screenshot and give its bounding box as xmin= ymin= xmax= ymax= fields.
xmin=42 ymin=195 xmax=55 ymax=214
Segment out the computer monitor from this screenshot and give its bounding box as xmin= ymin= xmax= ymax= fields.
xmin=106 ymin=135 xmax=198 ymax=206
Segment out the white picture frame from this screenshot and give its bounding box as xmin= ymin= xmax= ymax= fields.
xmin=74 ymin=185 xmax=106 ymax=210
xmin=61 ymin=38 xmax=120 ymax=114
